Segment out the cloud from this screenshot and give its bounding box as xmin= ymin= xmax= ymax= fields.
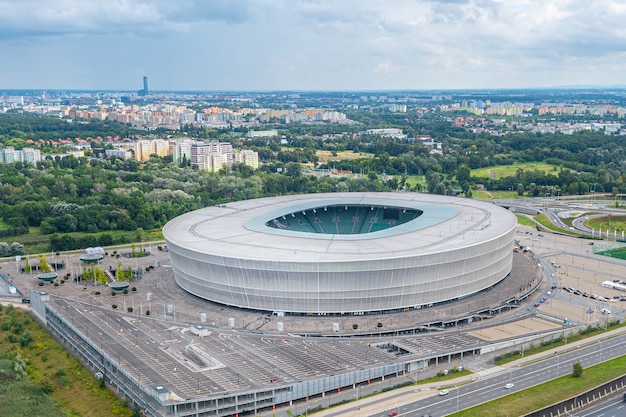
xmin=0 ymin=0 xmax=275 ymax=39
xmin=2 ymin=0 xmax=626 ymax=89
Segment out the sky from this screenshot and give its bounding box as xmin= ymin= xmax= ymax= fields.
xmin=1 ymin=0 xmax=626 ymax=91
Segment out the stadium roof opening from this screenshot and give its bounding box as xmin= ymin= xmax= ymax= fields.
xmin=265 ymin=204 xmax=422 ymax=235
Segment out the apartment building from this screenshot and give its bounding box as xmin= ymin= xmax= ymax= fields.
xmin=134 ymin=139 xmax=171 ymax=161
xmin=235 ymin=149 xmax=259 ymax=169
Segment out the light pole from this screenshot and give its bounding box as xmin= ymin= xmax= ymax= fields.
xmin=455 ymin=384 xmax=459 ymax=412
xmin=556 ymin=353 xmax=560 ymax=377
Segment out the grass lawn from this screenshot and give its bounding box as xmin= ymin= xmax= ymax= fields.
xmin=315 ymin=150 xmax=373 ymax=163
xmin=515 ymin=214 xmax=536 ymax=227
xmin=585 ymin=215 xmax=626 ymax=234
xmin=471 ymin=162 xmax=559 ymax=180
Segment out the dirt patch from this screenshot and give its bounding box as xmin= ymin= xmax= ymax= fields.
xmin=469 ymin=317 xmax=562 ymax=341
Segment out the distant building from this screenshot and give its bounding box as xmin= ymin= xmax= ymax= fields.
xmin=0 ymin=146 xmax=41 ymax=164
xmin=205 ymin=152 xmax=228 ymax=172
xmin=134 ymin=139 xmax=170 ymax=161
xmin=364 ymin=128 xmax=406 ymax=139
xmin=105 ymin=149 xmax=133 ymax=161
xmin=138 ymin=76 xmax=149 ymax=96
xmin=234 ymin=149 xmax=259 ymax=169
xmin=389 ymin=104 xmax=407 ymax=113
xmin=172 ymin=138 xmax=194 ymax=164
xmin=247 ymin=129 xmax=278 ymax=138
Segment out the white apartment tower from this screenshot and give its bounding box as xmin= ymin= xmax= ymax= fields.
xmin=235 ymin=149 xmax=259 ymax=169
xmin=172 ymin=139 xmax=194 ymax=164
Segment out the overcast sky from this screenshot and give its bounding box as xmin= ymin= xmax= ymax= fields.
xmin=1 ymin=0 xmax=625 ymax=91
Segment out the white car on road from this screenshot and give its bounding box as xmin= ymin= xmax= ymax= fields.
xmin=439 ymin=389 xmax=450 ymax=396
xmin=504 ymin=383 xmax=515 ymax=389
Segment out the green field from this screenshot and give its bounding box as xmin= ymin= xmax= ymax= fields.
xmin=0 ymin=304 xmax=134 ymax=417
xmin=472 ymin=162 xmax=559 ymax=179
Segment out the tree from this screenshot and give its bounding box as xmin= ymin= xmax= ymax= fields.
xmin=456 ymin=164 xmax=471 ymax=185
xmin=9 ymin=242 xmax=25 ymax=256
xmin=0 ymin=242 xmax=9 ymax=257
xmin=572 ymin=361 xmax=583 ymax=377
xmin=38 ymin=254 xmax=51 ymax=272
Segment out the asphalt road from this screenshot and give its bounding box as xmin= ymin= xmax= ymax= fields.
xmin=359 ymin=333 xmax=626 ymax=417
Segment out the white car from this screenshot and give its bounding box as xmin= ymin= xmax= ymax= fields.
xmin=439 ymin=389 xmax=449 ymax=396
xmin=504 ymin=383 xmax=515 ymax=389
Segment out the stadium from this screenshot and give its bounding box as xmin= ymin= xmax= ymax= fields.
xmin=163 ymin=192 xmax=517 ymax=315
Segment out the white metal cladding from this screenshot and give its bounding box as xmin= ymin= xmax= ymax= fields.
xmin=163 ymin=192 xmax=516 ymax=314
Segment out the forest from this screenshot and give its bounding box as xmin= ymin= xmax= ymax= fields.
xmin=1 ymin=111 xmax=625 ymax=253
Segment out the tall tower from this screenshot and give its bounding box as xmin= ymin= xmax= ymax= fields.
xmin=143 ymin=76 xmax=148 ymax=96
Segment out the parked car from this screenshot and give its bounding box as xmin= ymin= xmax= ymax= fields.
xmin=504 ymin=383 xmax=515 ymax=389
xmin=598 ymin=296 xmax=608 ymax=302
xmin=590 ymin=294 xmax=598 ymax=300
xmin=574 ymin=289 xmax=582 ymax=295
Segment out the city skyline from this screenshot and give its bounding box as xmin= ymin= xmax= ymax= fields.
xmin=1 ymin=1 xmax=626 ymax=91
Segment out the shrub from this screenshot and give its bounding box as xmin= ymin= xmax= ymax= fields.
xmin=38 ymin=281 xmax=44 ymax=286
xmin=94 ymin=291 xmax=101 ymax=296
xmin=112 ymin=304 xmax=117 ymax=309
xmin=352 ymin=324 xmax=358 ymax=330
xmin=19 ymin=331 xmax=32 ymax=347
xmin=145 ymin=310 xmax=150 ymax=316
xmin=127 ymin=307 xmax=133 ymax=313
xmin=39 ymin=379 xmax=53 ymax=394
xmin=131 ymin=287 xmax=137 ymax=292
xmin=377 ymin=322 xmax=383 ymax=328
xmin=111 ymin=291 xmax=116 ymax=296
xmin=123 ymin=289 xmax=128 ymax=295
xmin=573 ymin=361 xmax=583 ymax=377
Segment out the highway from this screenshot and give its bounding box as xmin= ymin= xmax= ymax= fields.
xmin=366 ymin=333 xmax=626 ymax=417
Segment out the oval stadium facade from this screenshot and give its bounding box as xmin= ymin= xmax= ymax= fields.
xmin=163 ymin=192 xmax=517 ymax=315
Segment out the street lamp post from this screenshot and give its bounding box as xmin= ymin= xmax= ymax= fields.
xmin=556 ymin=353 xmax=560 ymax=377
xmin=455 ymin=384 xmax=459 ymax=412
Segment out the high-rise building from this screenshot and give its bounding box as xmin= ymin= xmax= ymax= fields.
xmin=190 ymin=143 xmax=210 ymax=168
xmin=138 ymin=76 xmax=149 ymax=96
xmin=134 ymin=139 xmax=170 ymax=161
xmin=172 ymin=139 xmax=194 ymax=164
xmin=206 ymin=152 xmax=228 ymax=172
xmin=235 ymin=149 xmax=259 ymax=169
